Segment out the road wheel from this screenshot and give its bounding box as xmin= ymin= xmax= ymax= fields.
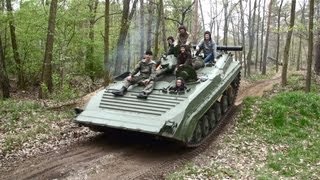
xmin=227 ymin=86 xmax=236 ymax=106
xmin=221 ymin=94 xmax=229 ymax=114
xmin=207 ymin=108 xmax=217 ymax=129
xmin=201 ymin=115 xmax=210 ymax=137
xmin=214 ymin=102 xmax=222 ymax=121
xmin=191 ymin=121 xmax=202 ymax=143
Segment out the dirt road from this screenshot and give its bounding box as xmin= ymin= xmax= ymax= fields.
xmin=0 ymin=76 xmax=281 ymax=180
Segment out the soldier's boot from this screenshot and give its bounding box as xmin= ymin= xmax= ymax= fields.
xmin=205 ymin=61 xmax=215 ymax=67
xmin=112 ymin=86 xmax=127 ymax=96
xmin=136 ymin=92 xmax=148 ymax=99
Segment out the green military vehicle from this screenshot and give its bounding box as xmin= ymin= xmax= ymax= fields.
xmin=74 ymin=46 xmax=242 ymax=147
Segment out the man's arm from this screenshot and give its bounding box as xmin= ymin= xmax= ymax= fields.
xmin=186 ymin=32 xmax=192 ymax=46
xmin=174 ymin=33 xmax=179 ymax=46
xmin=212 ymin=40 xmax=217 ymax=59
xmin=196 ymin=39 xmax=204 ymax=51
xmin=184 ymin=53 xmax=192 ymax=66
xmin=149 ymin=62 xmax=157 ymax=80
xmin=130 ymin=62 xmax=141 ymax=76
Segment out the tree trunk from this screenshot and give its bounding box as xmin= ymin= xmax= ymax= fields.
xmin=255 ymin=0 xmax=261 ymax=72
xmin=315 ymin=30 xmax=320 ymax=75
xmin=114 ymin=0 xmax=138 ymax=75
xmin=306 ymin=0 xmax=314 ymax=92
xmin=297 ymin=1 xmax=306 ymax=71
xmin=0 ymin=35 xmax=10 ymax=99
xmin=199 ymin=0 xmax=205 ymax=30
xmin=127 ymin=32 xmax=131 ymax=72
xmin=146 ymin=0 xmax=153 ymax=51
xmin=291 ymin=35 xmax=295 ymax=66
xmin=237 ymin=15 xmax=242 ymax=62
xmin=246 ymin=0 xmax=252 ymax=77
xmin=191 ymin=0 xmax=199 ymax=45
xmin=39 ymin=0 xmax=58 ymax=98
xmin=223 ymin=0 xmax=228 ymax=45
xmin=231 ymin=18 xmax=238 ymax=61
xmin=246 ymin=0 xmax=257 ymax=77
xmin=281 ymin=0 xmax=296 ymax=86
xmin=262 ymin=0 xmax=273 ymax=75
xmin=154 ymin=1 xmax=161 ymax=59
xmin=6 ymin=0 xmax=23 ymax=89
xmin=86 ymin=0 xmax=99 ymax=82
xmin=240 ymin=0 xmax=246 ymax=76
xmin=260 ymin=0 xmax=266 ymax=71
xmin=297 ymin=35 xmax=302 ymax=71
xmin=215 ymin=0 xmax=219 ymax=44
xmin=0 ymin=2 xmax=9 ymax=98
xmin=180 ymin=1 xmax=195 ymax=25
xmin=209 ymin=1 xmax=214 ymax=34
xmin=160 ymin=0 xmax=167 ymax=52
xmin=139 ymin=0 xmax=145 ymax=57
xmin=276 ymin=0 xmax=284 ymax=73
xmin=104 ymin=0 xmax=110 ymax=85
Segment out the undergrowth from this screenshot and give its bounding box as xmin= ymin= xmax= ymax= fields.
xmin=0 ymin=99 xmax=73 ymax=155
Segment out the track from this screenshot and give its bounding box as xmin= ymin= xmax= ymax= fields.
xmin=0 ymin=105 xmax=239 ymax=180
xmin=0 ymin=75 xmax=280 ymax=180
xmin=129 ymin=105 xmax=240 ymax=179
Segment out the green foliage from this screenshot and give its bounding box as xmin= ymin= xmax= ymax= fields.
xmin=238 ymin=96 xmax=258 ymax=123
xmin=241 ymin=92 xmax=320 ymax=178
xmin=2 ymin=0 xmax=108 ymax=88
xmin=258 ymin=92 xmax=320 ymax=129
xmin=50 ymin=73 xmax=79 ymax=101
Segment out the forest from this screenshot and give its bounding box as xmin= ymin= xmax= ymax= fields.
xmin=0 ymin=0 xmax=320 ymax=179
xmin=0 ymin=0 xmax=319 ymax=100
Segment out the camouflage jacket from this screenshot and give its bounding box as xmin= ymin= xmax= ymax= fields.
xmin=131 ymin=59 xmax=156 ymax=80
xmin=177 ymin=52 xmax=192 ymax=67
xmin=175 ymin=32 xmax=191 ymax=46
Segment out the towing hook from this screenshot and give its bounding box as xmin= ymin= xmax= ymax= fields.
xmin=74 ymin=107 xmax=83 ymax=116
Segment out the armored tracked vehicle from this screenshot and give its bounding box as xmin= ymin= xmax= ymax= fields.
xmin=75 ymin=46 xmax=242 ymax=147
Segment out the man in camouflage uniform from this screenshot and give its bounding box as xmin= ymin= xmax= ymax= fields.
xmin=112 ymin=50 xmax=156 ymax=99
xmin=175 ymin=25 xmax=191 ymax=46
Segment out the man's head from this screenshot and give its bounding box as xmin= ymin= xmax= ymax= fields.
xmin=176 ymin=77 xmax=184 ymax=87
xmin=178 ymin=25 xmax=187 ymax=34
xmin=180 ymin=45 xmax=186 ymax=53
xmin=167 ymin=36 xmax=174 ymax=44
xmin=145 ymin=50 xmax=153 ymax=61
xmin=204 ymin=31 xmax=211 ymax=40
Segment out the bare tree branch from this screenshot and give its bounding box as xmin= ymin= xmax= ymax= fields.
xmin=94 ymin=12 xmax=122 ymax=23
xmin=164 ymin=17 xmax=181 ymax=25
xmin=165 ymin=0 xmax=196 ymax=25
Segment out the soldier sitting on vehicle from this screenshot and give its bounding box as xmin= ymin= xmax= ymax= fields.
xmin=155 ymin=36 xmax=176 ymax=75
xmin=169 ymin=77 xmax=187 ymax=93
xmin=175 ymin=25 xmax=191 ymax=47
xmin=112 ymin=50 xmax=156 ymax=99
xmin=176 ymin=45 xmax=192 ymax=71
xmin=196 ymin=31 xmax=217 ymax=65
xmin=156 ymin=54 xmax=177 ymax=76
xmin=166 ymin=36 xmax=176 ymax=56
xmin=174 ymin=25 xmax=192 ymax=54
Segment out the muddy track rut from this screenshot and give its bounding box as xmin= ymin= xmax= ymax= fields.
xmin=0 ymin=76 xmax=281 ymax=180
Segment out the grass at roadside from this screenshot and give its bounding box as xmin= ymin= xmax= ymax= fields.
xmin=0 ymin=99 xmax=73 ymax=156
xmin=241 ymin=92 xmax=320 ymax=178
xmin=167 ymin=73 xmax=320 ymax=179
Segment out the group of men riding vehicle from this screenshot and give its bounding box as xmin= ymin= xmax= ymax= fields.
xmin=112 ymin=25 xmax=217 ymax=99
